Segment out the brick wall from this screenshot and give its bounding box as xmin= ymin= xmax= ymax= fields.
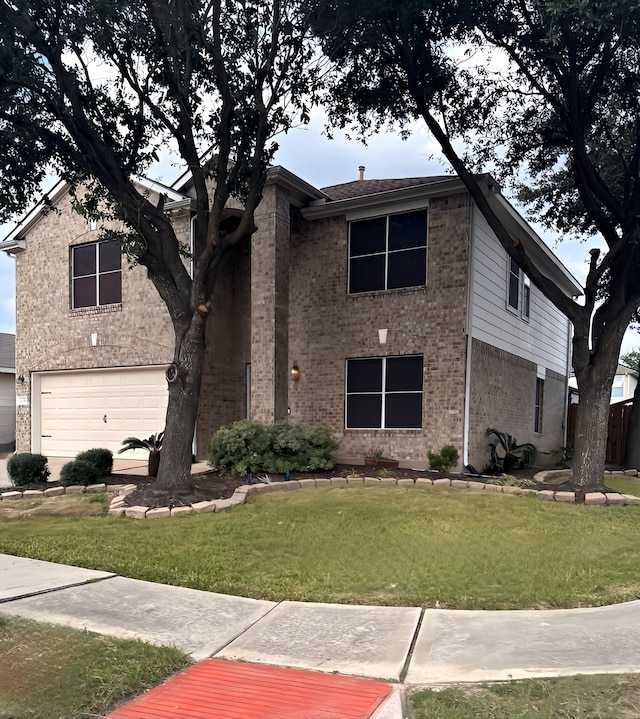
xmin=14 ymin=186 xmax=176 ymax=452
xmin=286 ymin=193 xmax=471 ymax=467
xmin=196 ymin=237 xmax=251 ymax=455
xmin=467 ymin=338 xmax=567 ymax=469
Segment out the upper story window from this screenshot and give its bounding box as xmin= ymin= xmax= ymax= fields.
xmin=507 ymin=257 xmax=530 ymax=320
xmin=71 ymin=240 xmax=121 ymax=309
xmin=349 ymin=210 xmax=427 ymax=294
xmin=345 ymin=354 xmax=423 ymax=429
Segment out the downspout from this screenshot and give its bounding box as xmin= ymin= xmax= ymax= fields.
xmin=462 ymin=201 xmax=477 ymax=467
xmin=563 ymin=312 xmax=573 ymax=447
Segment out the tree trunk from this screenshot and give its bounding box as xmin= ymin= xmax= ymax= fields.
xmin=572 ymin=327 xmax=626 ymax=497
xmin=571 ymin=367 xmax=613 ymax=497
xmin=154 ymin=320 xmax=207 ymax=493
xmin=624 ymin=380 xmax=640 ymax=469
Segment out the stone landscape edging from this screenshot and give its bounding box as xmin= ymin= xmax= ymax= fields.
xmin=2 ymin=471 xmax=639 ymax=517
xmin=105 ymin=469 xmax=640 ymax=519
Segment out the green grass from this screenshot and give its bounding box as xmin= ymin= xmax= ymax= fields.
xmin=0 ymin=616 xmax=189 ymax=719
xmin=409 ymin=674 xmax=640 ymax=718
xmin=605 ymin=474 xmax=640 ymax=497
xmin=1 ymin=485 xmax=640 ymax=609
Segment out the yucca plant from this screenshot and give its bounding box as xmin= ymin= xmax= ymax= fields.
xmin=118 ymin=432 xmax=164 ymax=478
xmin=486 ymin=428 xmax=537 ymax=473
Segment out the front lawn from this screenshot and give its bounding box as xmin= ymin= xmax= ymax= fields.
xmin=409 ymin=674 xmax=640 ymax=718
xmin=1 ymin=485 xmax=639 ymax=609
xmin=0 ymin=616 xmax=189 ymax=719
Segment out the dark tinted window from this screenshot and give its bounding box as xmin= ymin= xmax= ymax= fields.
xmin=388 ymin=210 xmax=426 ymax=250
xmin=508 ymin=258 xmax=520 ymax=309
xmin=386 ymin=356 xmax=424 ymax=392
xmin=349 ymin=210 xmax=427 ymax=294
xmin=71 ymin=241 xmax=122 ymax=309
xmin=73 ymin=245 xmax=96 ymax=277
xmin=346 ymin=355 xmax=423 ymax=429
xmin=350 ymin=217 xmax=386 ymax=256
xmin=387 ymin=248 xmax=426 ymax=289
xmin=346 ymin=358 xmax=382 ymax=393
xmin=99 ymin=240 xmax=122 ymax=272
xmin=349 ymin=255 xmax=386 ymax=294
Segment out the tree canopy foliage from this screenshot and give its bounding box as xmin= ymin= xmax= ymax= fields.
xmin=0 ymin=0 xmax=322 ymax=490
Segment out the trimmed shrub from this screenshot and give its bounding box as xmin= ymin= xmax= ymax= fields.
xmin=59 ymin=460 xmax=100 ymax=487
xmin=208 ymin=420 xmax=338 ymax=476
xmin=6 ymin=453 xmax=50 ymax=487
xmin=428 ymin=444 xmax=460 ymax=473
xmin=76 ymin=448 xmax=113 ymax=477
xmin=208 ymin=419 xmax=270 ymax=476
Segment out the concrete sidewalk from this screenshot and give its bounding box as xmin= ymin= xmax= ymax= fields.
xmin=3 ymin=554 xmax=640 ymax=717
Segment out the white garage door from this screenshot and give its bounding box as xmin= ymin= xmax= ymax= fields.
xmin=36 ymin=367 xmax=168 ymax=458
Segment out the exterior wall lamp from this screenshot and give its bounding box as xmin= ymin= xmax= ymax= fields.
xmin=290 ymin=362 xmax=300 ymax=381
xmin=16 ymin=374 xmax=24 ymax=384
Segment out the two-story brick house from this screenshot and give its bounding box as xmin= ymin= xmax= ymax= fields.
xmin=0 ymin=167 xmax=580 ymax=469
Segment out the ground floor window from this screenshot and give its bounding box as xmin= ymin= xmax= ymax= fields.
xmin=534 ymin=378 xmax=544 ymax=433
xmin=345 ymin=354 xmax=423 ymax=429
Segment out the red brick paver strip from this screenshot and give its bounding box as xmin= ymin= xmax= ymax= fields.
xmin=105 ymin=658 xmax=392 ymax=719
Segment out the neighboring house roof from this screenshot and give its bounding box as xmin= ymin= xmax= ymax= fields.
xmin=0 ymin=333 xmax=15 ymax=374
xmin=616 ymin=363 xmax=639 ymax=377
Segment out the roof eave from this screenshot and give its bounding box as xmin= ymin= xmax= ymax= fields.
xmin=487 ymin=192 xmax=583 ymax=298
xmin=301 ymin=177 xmax=468 ymax=220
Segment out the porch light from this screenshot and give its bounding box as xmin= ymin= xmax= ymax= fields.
xmin=290 ymin=362 xmax=300 ymax=381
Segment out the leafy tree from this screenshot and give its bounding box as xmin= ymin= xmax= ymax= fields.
xmin=0 ymin=0 xmax=321 ymax=493
xmin=314 ymin=0 xmax=640 ymax=495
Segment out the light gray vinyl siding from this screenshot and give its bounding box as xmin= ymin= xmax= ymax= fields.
xmin=470 ymin=208 xmax=570 ymax=376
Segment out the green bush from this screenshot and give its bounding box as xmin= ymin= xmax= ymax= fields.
xmin=76 ymin=448 xmax=113 ymax=477
xmin=428 ymin=444 xmax=460 ymax=473
xmin=6 ymin=453 xmax=50 ymax=487
xmin=59 ymin=460 xmax=100 ymax=487
xmin=208 ymin=420 xmax=338 ymax=475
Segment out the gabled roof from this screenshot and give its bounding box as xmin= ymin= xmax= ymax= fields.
xmin=0 ymin=177 xmax=191 ymax=253
xmin=0 ymin=333 xmax=15 ymax=374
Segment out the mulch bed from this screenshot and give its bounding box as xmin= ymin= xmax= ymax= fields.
xmin=10 ymin=464 xmax=626 ymax=510
xmin=115 ymin=464 xmax=550 ymax=509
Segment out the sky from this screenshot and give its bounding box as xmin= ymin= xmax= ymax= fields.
xmin=0 ymin=110 xmax=635 ymax=355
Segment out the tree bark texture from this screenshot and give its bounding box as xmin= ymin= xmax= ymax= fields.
xmin=154 ymin=318 xmax=207 ymax=493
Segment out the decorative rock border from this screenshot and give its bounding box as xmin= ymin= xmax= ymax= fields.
xmin=3 ymin=472 xmax=639 ymax=517
xmin=104 ymin=472 xmax=640 ymax=519
xmin=0 ymin=483 xmax=108 ymax=500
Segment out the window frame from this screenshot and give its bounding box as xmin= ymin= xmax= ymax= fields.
xmin=348 ymin=209 xmax=428 ymax=295
xmin=345 ymin=354 xmax=424 ymax=430
xmin=506 ymin=257 xmax=531 ymax=322
xmin=71 ymin=239 xmax=122 ymax=310
xmin=534 ymin=377 xmax=544 ymax=434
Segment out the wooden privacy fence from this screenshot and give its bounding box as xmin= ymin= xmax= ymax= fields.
xmin=567 ymin=399 xmax=633 ymax=466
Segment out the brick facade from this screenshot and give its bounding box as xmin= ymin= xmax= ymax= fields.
xmin=468 ymin=338 xmax=567 ymax=469
xmin=6 ymin=172 xmax=572 ymax=469
xmin=287 ymin=193 xmax=470 ymax=465
xmin=13 ymin=186 xmax=176 ymax=452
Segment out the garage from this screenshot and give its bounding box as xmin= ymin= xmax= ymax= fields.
xmin=33 ymin=366 xmax=168 ymax=458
